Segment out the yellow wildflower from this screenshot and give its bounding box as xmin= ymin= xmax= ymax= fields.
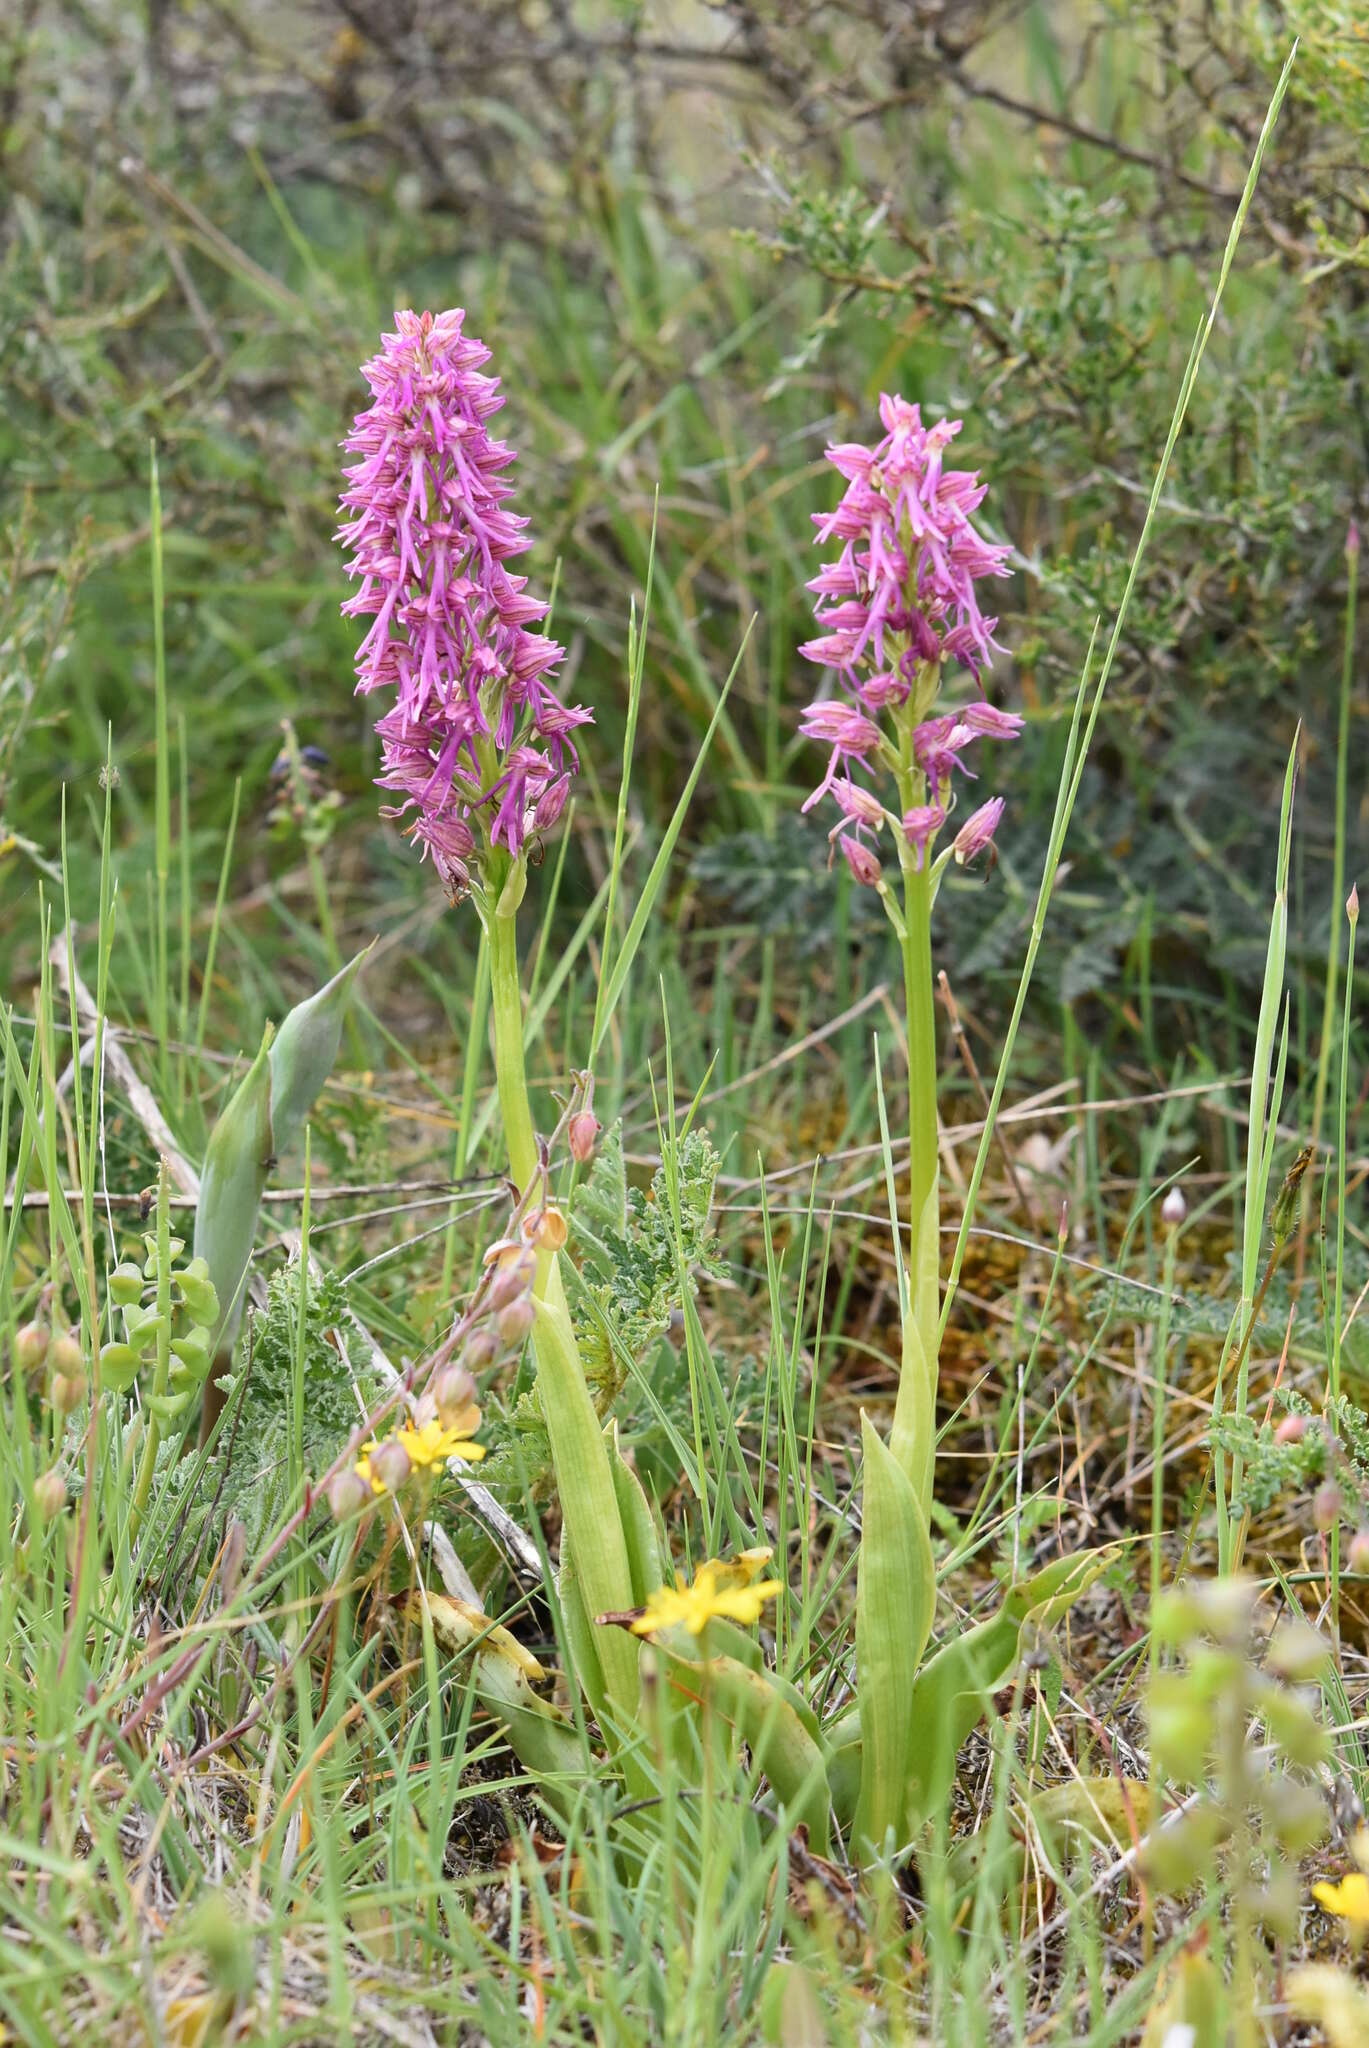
xmin=1313 ymin=1873 xmax=1369 ymax=1924
xmin=629 ymin=1554 xmax=781 ymax=1638
xmin=356 ymin=1416 xmax=485 ymax=1493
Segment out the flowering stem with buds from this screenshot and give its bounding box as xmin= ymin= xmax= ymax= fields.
xmin=485 ymin=856 xmax=639 ymax=1728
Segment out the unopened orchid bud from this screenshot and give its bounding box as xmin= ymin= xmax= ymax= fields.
xmin=1274 ymin=1414 xmax=1307 ymax=1446
xmin=533 ymin=773 xmax=571 ymax=832
xmin=327 ymin=1467 xmax=372 ymax=1520
xmin=1271 ymin=1143 xmax=1315 ymax=1243
xmin=33 ymin=1468 xmax=66 ymax=1521
xmin=51 ymin=1371 xmax=87 ymax=1416
xmin=838 ymin=835 xmax=881 ymax=888
xmin=488 ymin=1248 xmax=535 ymax=1311
xmin=220 ymin=1518 xmax=247 ymax=1604
xmin=49 ymin=1331 xmax=84 ymax=1377
xmin=568 ymin=1111 xmax=600 ymax=1164
xmin=1161 ymin=1186 xmax=1187 ymax=1226
xmin=368 ymin=1438 xmax=411 ymax=1493
xmin=464 ymin=1326 xmax=499 ymax=1371
xmin=433 ymin=1363 xmax=479 ymax=1433
xmin=951 ymin=797 xmax=1004 ymax=866
xmin=1315 ymin=1482 xmax=1342 ymax=1534
xmin=533 ymin=1206 xmax=568 ymax=1253
xmin=497 ymin=1296 xmax=537 ymax=1346
xmin=15 ymin=1322 xmax=49 ymax=1375
xmin=1349 ymin=1529 xmax=1369 ymax=1576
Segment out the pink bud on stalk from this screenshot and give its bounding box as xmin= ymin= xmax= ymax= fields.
xmin=339 ymin=311 xmax=590 ymax=894
xmin=464 ymin=1326 xmax=499 ymax=1370
xmin=497 ymin=1296 xmax=537 ymax=1346
xmin=1349 ymin=1528 xmax=1369 ymax=1576
xmin=1274 ymin=1414 xmax=1307 ymax=1446
xmin=369 ymin=1438 xmax=412 ymax=1493
xmin=327 ymin=1467 xmax=372 ymax=1519
xmin=569 ymin=1110 xmax=601 ymax=1164
xmin=1314 ymin=1481 xmax=1342 ymax=1534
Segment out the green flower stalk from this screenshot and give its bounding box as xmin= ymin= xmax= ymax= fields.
xmin=338 ymin=310 xmax=639 ymax=1732
xmin=798 ymin=397 xmax=1022 ymax=1852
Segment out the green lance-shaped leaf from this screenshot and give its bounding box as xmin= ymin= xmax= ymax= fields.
xmin=194 ymin=949 xmax=368 ymax=1357
xmin=827 ymin=1546 xmax=1118 ymax=1830
xmin=557 ymin=1547 xmax=610 ymax=1733
xmin=607 ymin=1421 xmax=664 ymax=1607
xmin=267 ymin=948 xmax=369 ymax=1153
xmin=853 ymin=1412 xmax=936 ymax=1858
xmin=195 ymin=1027 xmax=273 ymax=1356
xmin=651 ymin=1634 xmax=833 ymax=1854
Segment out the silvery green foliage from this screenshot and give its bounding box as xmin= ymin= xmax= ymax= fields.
xmin=480 ymin=1122 xmax=724 ymax=1493
xmin=568 ymin=1120 xmax=725 ymax=1391
xmin=159 ymin=1265 xmax=381 ymax=1557
xmin=1214 ymin=1390 xmax=1369 ymax=1520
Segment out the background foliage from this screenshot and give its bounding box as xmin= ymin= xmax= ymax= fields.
xmin=3 ymin=0 xmax=1365 ymax=1047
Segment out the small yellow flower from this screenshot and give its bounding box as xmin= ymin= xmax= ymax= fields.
xmin=398 ymin=1417 xmax=487 ymax=1469
xmin=1313 ymin=1873 xmax=1369 ymax=1924
xmin=356 ymin=1416 xmax=485 ymax=1493
xmin=629 ymin=1554 xmax=781 ymax=1638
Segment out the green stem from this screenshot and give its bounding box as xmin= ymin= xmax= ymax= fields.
xmin=1310 ymin=537 xmax=1357 ymax=1174
xmin=1331 ymin=898 xmax=1358 ymax=1648
xmin=129 ymin=1162 xmax=172 ymax=1540
xmin=485 ymin=887 xmax=639 ymax=1731
xmin=888 ymin=839 xmax=940 ymax=1513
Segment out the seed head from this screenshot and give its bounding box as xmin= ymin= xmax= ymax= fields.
xmin=33 ymin=1468 xmax=66 ymax=1521
xmin=497 ymin=1296 xmax=537 ymax=1346
xmin=49 ymin=1331 xmax=84 ymax=1377
xmin=433 ymin=1363 xmax=480 ymax=1434
xmin=532 ymin=1206 xmax=568 ymax=1253
xmin=51 ymin=1371 xmax=87 ymax=1416
xmin=488 ymin=1247 xmax=535 ymax=1310
xmin=15 ymin=1322 xmax=49 ymax=1376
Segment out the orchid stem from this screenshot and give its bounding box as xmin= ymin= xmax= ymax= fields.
xmin=486 ymin=881 xmax=639 ymax=1731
